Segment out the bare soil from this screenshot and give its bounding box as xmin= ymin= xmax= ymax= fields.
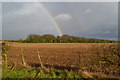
xmin=6 ymin=43 xmax=117 ymax=67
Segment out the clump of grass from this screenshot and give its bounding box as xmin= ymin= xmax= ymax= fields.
xmin=21 ymin=49 xmax=27 ymax=67
xmin=37 ymin=49 xmax=44 ymax=69
xmin=2 ymin=42 xmax=10 ymax=66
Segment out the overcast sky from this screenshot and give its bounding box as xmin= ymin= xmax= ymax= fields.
xmin=0 ymin=2 xmax=1 ymax=40
xmin=2 ymin=2 xmax=118 ymax=40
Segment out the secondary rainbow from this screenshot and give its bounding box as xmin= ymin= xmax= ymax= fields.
xmin=36 ymin=2 xmax=63 ymax=36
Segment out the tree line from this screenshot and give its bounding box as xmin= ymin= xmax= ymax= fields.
xmin=7 ymin=34 xmax=118 ymax=43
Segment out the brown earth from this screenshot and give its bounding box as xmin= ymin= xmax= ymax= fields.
xmin=5 ymin=43 xmax=118 ymax=67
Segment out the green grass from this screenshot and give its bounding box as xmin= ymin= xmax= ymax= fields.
xmin=2 ymin=65 xmax=82 ymax=78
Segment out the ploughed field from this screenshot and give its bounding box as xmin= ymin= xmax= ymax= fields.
xmin=6 ymin=43 xmax=118 ymax=66
xmin=7 ymin=43 xmax=93 ymax=67
xmin=5 ymin=43 xmax=120 ymax=78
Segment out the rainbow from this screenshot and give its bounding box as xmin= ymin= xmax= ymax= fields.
xmin=36 ymin=2 xmax=63 ymax=36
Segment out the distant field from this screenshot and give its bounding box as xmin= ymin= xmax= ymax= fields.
xmin=3 ymin=42 xmax=120 ymax=78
